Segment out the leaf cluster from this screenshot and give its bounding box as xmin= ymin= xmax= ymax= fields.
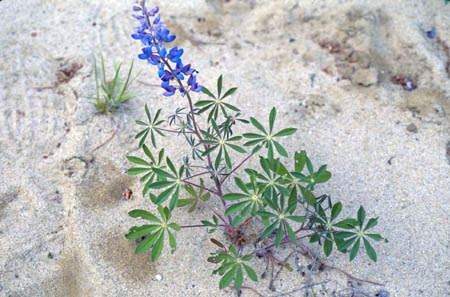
xmin=124 ymin=74 xmax=386 ymax=294
xmin=125 ymin=206 xmax=180 ymax=261
xmin=211 ymin=244 xmax=258 ymax=292
xmin=196 ymin=75 xmax=240 ymax=121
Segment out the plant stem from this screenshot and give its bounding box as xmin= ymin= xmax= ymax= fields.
xmin=157 ymin=127 xmax=194 ymax=134
xmin=252 ymin=232 xmax=313 ymax=255
xmin=324 ymin=264 xmax=384 ymax=286
xmin=298 ymin=245 xmax=385 ymax=286
xmin=146 ymin=14 xmax=202 ymax=140
xmin=234 ymin=286 xmax=266 ymax=297
xmin=146 ymin=18 xmax=231 ymax=225
xmin=183 ymin=180 xmax=218 ymax=195
xmin=195 ymin=197 xmax=230 ymax=226
xmin=180 ymin=224 xmax=228 ymax=229
xmin=220 ymin=153 xmax=253 ymax=184
xmin=182 ymin=171 xmax=210 ymax=181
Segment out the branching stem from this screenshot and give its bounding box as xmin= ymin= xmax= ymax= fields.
xmin=220 ymin=153 xmax=253 ymax=184
xmin=157 ymin=127 xmax=194 ymax=134
xmin=252 ymin=232 xmax=313 ymax=255
xmin=180 ymin=224 xmax=227 ymax=229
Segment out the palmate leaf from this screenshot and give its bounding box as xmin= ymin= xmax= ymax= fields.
xmin=177 ymin=179 xmax=210 ymax=212
xmin=363 ymin=237 xmax=377 ymax=261
xmin=201 ymin=87 xmax=216 ymax=99
xmin=219 ymin=265 xmax=236 ymax=289
xmin=125 ymin=224 xmax=161 ymax=239
xmin=250 ymin=117 xmax=267 ymax=134
xmin=221 ymin=88 xmax=237 ymax=100
xmin=134 ymin=105 xmax=165 ymax=148
xmin=126 ymin=205 xmax=179 ymax=262
xmin=168 ymin=229 xmax=177 ymax=254
xmin=214 ymin=245 xmax=257 ymax=292
xmin=357 ymin=206 xmax=366 ymax=228
xmin=315 ymin=170 xmax=331 ymax=183
xmin=244 ymin=107 xmax=297 ymax=160
xmin=333 ymin=218 xmax=358 ymax=229
xmin=337 ymin=236 xmax=358 ymax=251
xmin=235 ymin=265 xmax=243 ymax=291
xmin=273 ymin=140 xmax=288 ymax=157
xmin=128 ymin=209 xmax=162 ymax=223
xmin=127 ymin=156 xmax=151 ymax=166
xmin=135 ymin=229 xmax=162 ymax=255
xmin=332 ymin=206 xmax=385 ymax=262
xmin=217 ymin=74 xmax=223 ymax=98
xmin=349 ymin=237 xmax=361 ymax=261
xmin=273 ymin=128 xmax=297 ymax=137
xmin=127 ymin=167 xmax=151 ymax=175
xmin=324 ymin=233 xmax=333 ymax=256
xmin=154 ymin=185 xmax=176 ymax=205
xmin=243 ymin=263 xmax=257 ymax=281
xmin=260 ymin=220 xmax=279 ymax=239
xmin=149 ymin=180 xmax=174 ymax=189
xmin=196 ymin=76 xmax=239 ymax=121
xmin=287 ymin=186 xmax=297 ymax=214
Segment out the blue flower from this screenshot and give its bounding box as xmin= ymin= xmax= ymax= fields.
xmin=161 ymin=81 xmax=176 ymax=96
xmin=158 ymin=63 xmax=165 ymax=78
xmin=138 ymin=47 xmax=160 ymax=65
xmin=167 ymin=46 xmax=183 ymax=63
xmin=131 ymin=2 xmax=202 ymax=97
xmin=178 ymin=63 xmax=195 ymax=75
xmin=153 ymin=14 xmax=161 ymax=25
xmin=154 ymin=23 xmax=176 ymax=43
xmin=138 ymin=47 xmax=151 ymax=59
xmin=148 ymin=6 xmax=159 ymax=16
xmin=160 ymin=70 xmax=173 ymax=82
xmin=188 ymin=74 xmax=203 ymax=92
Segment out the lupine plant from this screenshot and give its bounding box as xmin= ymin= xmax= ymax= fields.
xmin=125 ymin=1 xmax=387 ymax=294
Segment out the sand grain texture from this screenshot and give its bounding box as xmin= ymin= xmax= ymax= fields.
xmin=0 ymin=0 xmax=449 ymax=296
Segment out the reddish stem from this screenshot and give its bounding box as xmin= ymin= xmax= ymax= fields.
xmin=220 ymin=153 xmax=254 ymax=184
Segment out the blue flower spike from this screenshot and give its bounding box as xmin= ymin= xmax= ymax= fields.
xmin=131 ymin=1 xmax=202 ymax=97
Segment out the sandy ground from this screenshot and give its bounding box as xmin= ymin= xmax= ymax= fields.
xmin=0 ymin=0 xmax=449 ymax=296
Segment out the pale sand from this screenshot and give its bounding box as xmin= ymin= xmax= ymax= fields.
xmin=0 ymin=0 xmax=449 ymax=296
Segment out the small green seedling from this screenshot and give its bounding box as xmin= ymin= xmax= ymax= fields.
xmin=92 ymin=54 xmax=140 ymax=113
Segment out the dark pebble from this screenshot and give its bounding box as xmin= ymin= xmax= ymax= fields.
xmin=406 ymin=123 xmax=418 ymax=133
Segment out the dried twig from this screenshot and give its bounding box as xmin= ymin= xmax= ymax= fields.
xmin=271 ymin=281 xmax=330 ymax=297
xmin=234 ymin=285 xmax=266 ymax=297
xmin=91 ymin=128 xmax=117 ymax=152
xmin=270 ymin=250 xmax=295 ymax=291
xmin=136 ymin=80 xmax=160 ymax=87
xmin=296 ymin=244 xmax=384 ymax=287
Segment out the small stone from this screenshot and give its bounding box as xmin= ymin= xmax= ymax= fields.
xmin=231 ymin=42 xmax=241 ymax=50
xmin=155 ymin=274 xmax=163 ymax=281
xmin=48 ymin=252 xmax=54 ymax=259
xmin=350 ymin=51 xmax=371 ymax=68
xmin=376 ymin=290 xmax=389 ymax=297
xmin=406 ymin=123 xmax=418 ymax=133
xmin=336 ymin=63 xmax=355 ymax=79
xmin=351 ymin=68 xmax=378 ymax=86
